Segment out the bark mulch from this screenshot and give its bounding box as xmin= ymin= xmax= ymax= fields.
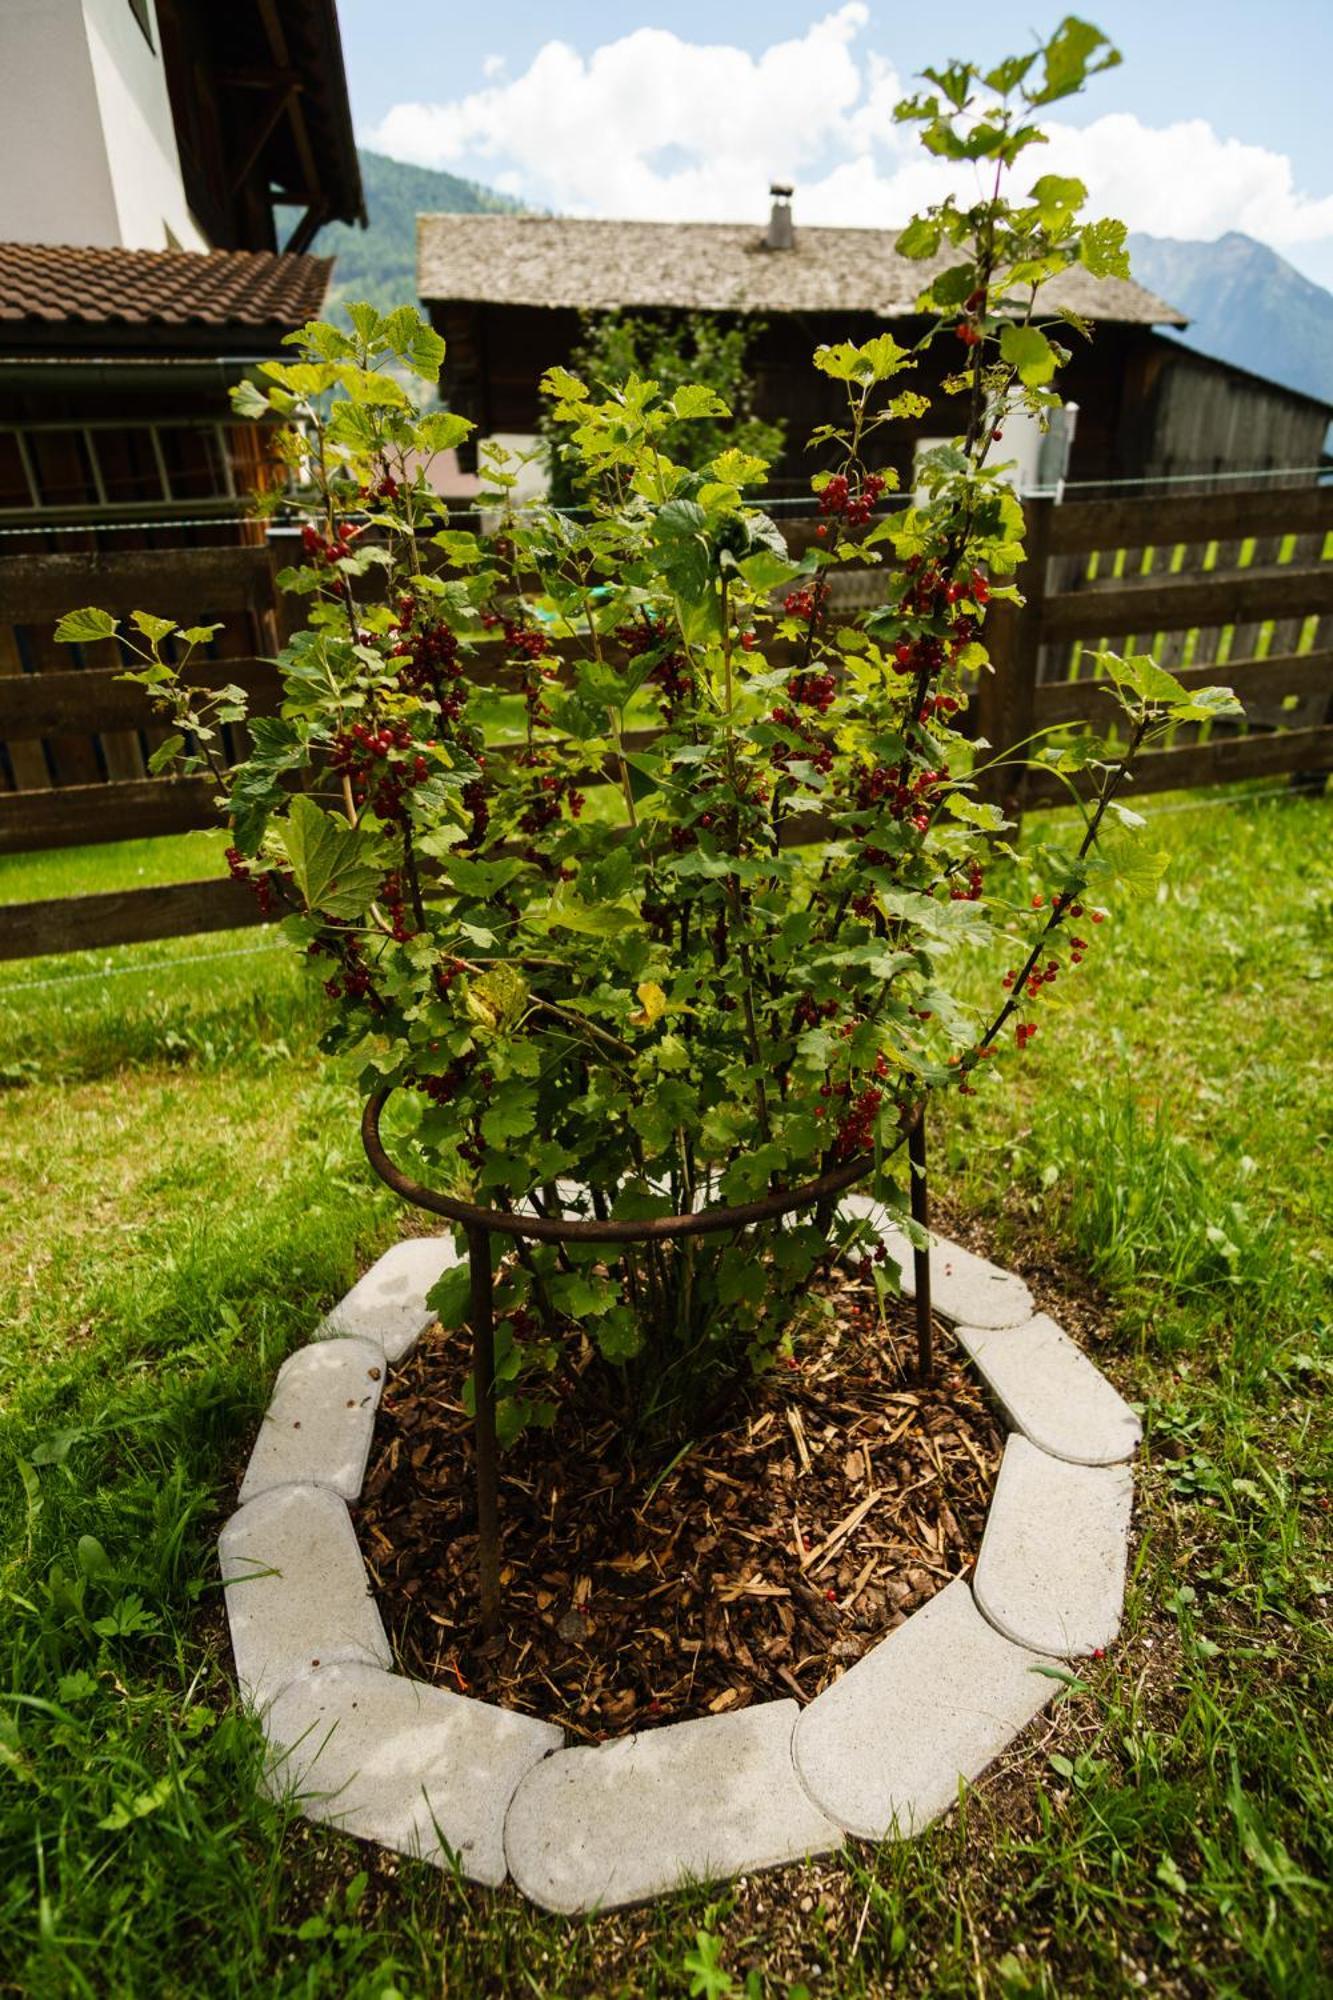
xmin=355 ymin=1268 xmax=1004 ymax=1740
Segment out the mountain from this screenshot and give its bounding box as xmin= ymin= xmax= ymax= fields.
xmin=1128 ymin=230 xmax=1333 ymax=407
xmin=313 ymin=149 xmax=520 ymax=316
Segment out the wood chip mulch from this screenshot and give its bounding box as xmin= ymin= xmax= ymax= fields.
xmin=354 ymin=1268 xmax=1004 ymax=1740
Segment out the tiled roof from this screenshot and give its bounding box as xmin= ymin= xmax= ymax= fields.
xmin=418 ymin=214 xmax=1187 ymax=327
xmin=0 ymin=244 xmax=333 ymax=344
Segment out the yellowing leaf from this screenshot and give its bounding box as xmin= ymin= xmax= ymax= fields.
xmin=629 ymin=981 xmax=667 ymax=1028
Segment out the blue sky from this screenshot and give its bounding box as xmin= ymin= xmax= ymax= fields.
xmin=335 ymin=2 xmax=1333 ymax=287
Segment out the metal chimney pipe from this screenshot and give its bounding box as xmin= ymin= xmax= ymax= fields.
xmin=767 ymin=183 xmax=794 ymax=251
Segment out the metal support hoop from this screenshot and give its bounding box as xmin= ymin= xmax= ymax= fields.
xmin=360 ymin=1087 xmax=933 ymax=1636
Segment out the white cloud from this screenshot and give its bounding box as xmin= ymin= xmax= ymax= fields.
xmin=364 ymin=7 xmax=1333 ymax=281
xmin=481 ymin=53 xmax=506 ymax=81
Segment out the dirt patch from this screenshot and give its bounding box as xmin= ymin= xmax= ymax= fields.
xmin=355 ymin=1267 xmax=1004 ymax=1738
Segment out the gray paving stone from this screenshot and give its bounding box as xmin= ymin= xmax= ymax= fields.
xmin=504 ymin=1700 xmax=842 ymax=1913
xmin=793 ymin=1579 xmax=1058 ymax=1839
xmin=973 ymin=1436 xmax=1133 ymax=1657
xmin=239 ymin=1337 xmax=385 ymax=1503
xmin=956 ymin=1314 xmax=1141 ymax=1466
xmin=840 ymin=1197 xmax=1032 ymax=1328
xmin=318 ymin=1235 xmax=462 ymax=1362
xmin=264 ymin=1663 xmax=561 ymax=1887
xmin=219 ymin=1484 xmax=390 ymax=1709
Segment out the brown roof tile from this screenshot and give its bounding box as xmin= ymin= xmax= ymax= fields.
xmin=417 ymin=214 xmax=1186 ymax=327
xmin=0 ymin=243 xmax=333 ymax=342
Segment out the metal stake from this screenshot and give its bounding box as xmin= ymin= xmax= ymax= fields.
xmin=466 ymin=1223 xmax=502 ymax=1638
xmin=909 ymin=1109 xmax=934 ymax=1386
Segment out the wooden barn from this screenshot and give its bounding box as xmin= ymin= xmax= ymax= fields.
xmin=418 ymin=193 xmax=1333 ymax=495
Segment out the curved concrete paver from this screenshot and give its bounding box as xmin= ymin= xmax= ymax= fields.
xmin=239 ymin=1336 xmax=384 ymax=1503
xmin=504 ymin=1702 xmax=841 ymax=1913
xmin=955 ymin=1314 xmax=1141 ymax=1466
xmin=219 ymin=1483 xmax=390 ymax=1709
xmin=318 ymin=1235 xmax=462 ymax=1362
xmin=973 ymin=1436 xmax=1132 ymax=1657
xmin=793 ymin=1579 xmax=1059 ymax=1840
xmin=265 ymin=1662 xmax=561 ymax=1887
xmin=840 ymin=1198 xmax=1033 ymax=1328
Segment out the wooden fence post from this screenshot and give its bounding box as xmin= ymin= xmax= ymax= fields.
xmin=975 ymin=496 xmax=1053 ymax=816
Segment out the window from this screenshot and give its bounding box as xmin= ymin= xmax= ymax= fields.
xmin=128 ymin=0 xmax=155 ymax=51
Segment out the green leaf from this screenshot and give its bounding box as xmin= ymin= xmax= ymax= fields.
xmin=418 ymin=410 xmax=474 ymax=454
xmin=999 ymin=325 xmax=1058 ymax=387
xmin=943 ymin=792 xmax=1007 ymax=831
xmin=482 ymin=1084 xmax=538 ymax=1145
xmin=147 ymin=734 xmax=186 ymax=776
xmin=1080 ymin=216 xmax=1131 ymax=279
xmin=813 ymin=334 xmax=910 ymax=385
xmin=54 ymin=607 xmax=118 ymax=645
xmin=130 ymin=610 xmax=178 ymax=645
xmin=426 ymin=1263 xmax=471 ymax=1329
xmin=895 ymin=215 xmax=943 ymax=261
xmin=230 ymin=378 xmax=271 ymax=420
xmin=178 ymin=624 xmax=223 ymax=646
xmin=540 ymin=364 xmax=590 ymax=404
xmin=279 ymin=795 xmax=384 ymax=919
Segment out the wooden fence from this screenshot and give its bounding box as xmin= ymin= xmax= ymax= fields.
xmin=1 ymin=483 xmax=1331 ymax=962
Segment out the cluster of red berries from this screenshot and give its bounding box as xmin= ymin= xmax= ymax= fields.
xmin=818 ymin=470 xmax=887 ymax=526
xmin=769 ymin=703 xmax=835 ymax=780
xmin=377 ymin=868 xmax=417 ymax=944
xmin=618 ymin=619 xmax=694 ymax=722
xmin=792 ymin=993 xmax=840 ymax=1031
xmin=827 ymin=1054 xmax=893 ymax=1159
xmin=1015 ymin=1021 xmax=1038 ymax=1050
xmin=388 ymin=597 xmax=465 ymax=711
xmin=411 ymin=1053 xmax=476 ymax=1106
xmin=783 ymin=581 xmax=830 ymax=624
xmin=950 ymin=860 xmax=985 ymax=903
xmin=789 ymin=669 xmax=837 ymax=715
xmin=330 ymin=720 xmax=433 ymax=821
xmin=462 ymin=775 xmax=489 ymax=846
xmin=854 ymin=760 xmax=948 ymax=831
xmin=225 ymin=845 xmax=284 ymax=916
xmin=893 ymin=634 xmax=946 ymax=677
xmin=920 ymin=692 xmax=961 ymax=720
xmin=359 ymin=474 xmax=401 ymax=503
xmin=301 ymin=519 xmax=360 ymax=574
xmin=516 ymin=763 xmax=585 ymax=836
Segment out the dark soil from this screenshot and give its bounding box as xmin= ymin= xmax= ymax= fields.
xmin=355 ymin=1267 xmax=1005 ymax=1739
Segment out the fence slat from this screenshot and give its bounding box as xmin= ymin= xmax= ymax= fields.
xmin=1022 ymin=724 xmax=1333 ymax=805
xmin=0 ymin=546 xmax=277 ymax=623
xmin=1040 ymin=563 xmax=1333 ymax=641
xmin=0 ymin=777 xmax=218 ymax=855
xmin=1047 ymin=485 xmax=1333 ymax=554
xmin=0 ymin=877 xmax=271 ymax=961
xmin=1032 ymin=650 xmax=1333 ymax=730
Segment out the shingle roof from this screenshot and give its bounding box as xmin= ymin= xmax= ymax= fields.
xmin=0 ymin=244 xmax=334 ymax=350
xmin=417 ymin=214 xmax=1186 ymax=327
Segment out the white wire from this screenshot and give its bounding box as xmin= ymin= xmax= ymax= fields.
xmin=0 ymin=936 xmax=286 ymax=996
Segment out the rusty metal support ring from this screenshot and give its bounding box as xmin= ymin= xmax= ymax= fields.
xmin=361 ymin=1086 xmax=921 ymax=1244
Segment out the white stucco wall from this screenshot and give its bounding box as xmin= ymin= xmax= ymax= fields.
xmin=0 ymin=0 xmax=120 ymax=245
xmin=0 ymin=0 xmax=205 ymax=250
xmin=83 ymin=0 xmax=206 ymax=249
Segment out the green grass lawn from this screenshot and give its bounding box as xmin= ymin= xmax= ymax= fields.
xmin=1 ymin=790 xmax=1330 ymax=1999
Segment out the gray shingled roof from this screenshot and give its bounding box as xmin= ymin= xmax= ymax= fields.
xmin=417 ymin=214 xmax=1186 ymax=326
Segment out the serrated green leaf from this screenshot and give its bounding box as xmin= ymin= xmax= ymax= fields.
xmin=54 ymin=606 xmax=118 ymax=645
xmin=279 ymin=795 xmax=384 ymax=918
xmin=999 ymin=324 xmax=1058 ymax=387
